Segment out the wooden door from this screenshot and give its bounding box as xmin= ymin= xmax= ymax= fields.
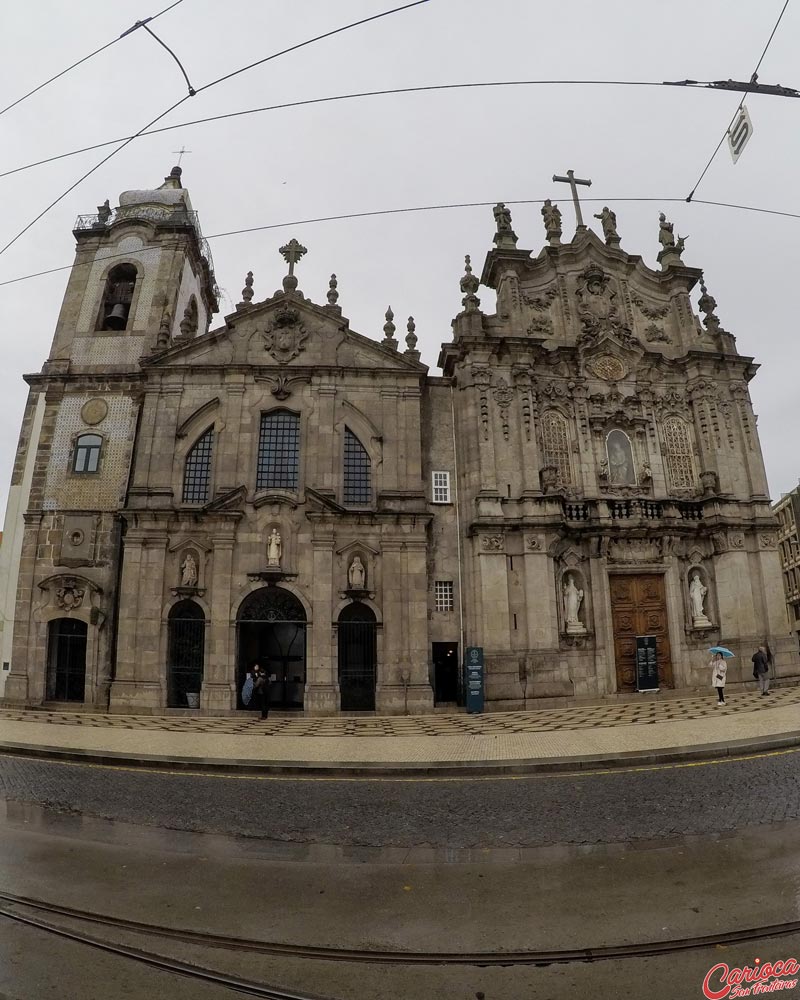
xmin=609 ymin=574 xmax=673 ymax=691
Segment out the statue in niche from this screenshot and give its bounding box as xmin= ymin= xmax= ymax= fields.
xmin=689 ymin=571 xmax=712 ymax=627
xmin=348 ymin=556 xmax=366 ymax=590
xmin=180 ymin=552 xmax=198 ymax=588
xmin=563 ymin=574 xmax=586 ymax=634
xmin=267 ymin=528 xmax=282 ymax=567
xmin=606 ymin=430 xmax=636 ymax=486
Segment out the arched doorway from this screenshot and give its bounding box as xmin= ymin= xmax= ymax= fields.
xmin=338 ymin=603 xmax=377 ymax=711
xmin=237 ymin=588 xmax=306 ymax=710
xmin=47 ymin=618 xmax=87 ymax=702
xmin=167 ymin=600 xmax=205 ymax=708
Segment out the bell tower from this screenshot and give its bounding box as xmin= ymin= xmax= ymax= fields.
xmin=48 ymin=165 xmax=218 ymax=370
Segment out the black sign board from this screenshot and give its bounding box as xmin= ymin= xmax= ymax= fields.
xmin=464 ymin=646 xmax=485 ymax=714
xmin=635 ymin=635 xmax=659 ymax=692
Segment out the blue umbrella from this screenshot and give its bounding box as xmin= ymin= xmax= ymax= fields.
xmin=708 ymin=646 xmax=735 ymax=658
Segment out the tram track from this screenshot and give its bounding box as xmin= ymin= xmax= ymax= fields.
xmin=2 ymin=889 xmax=799 ymax=969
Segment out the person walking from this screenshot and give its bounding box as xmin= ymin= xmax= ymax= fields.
xmin=710 ymin=651 xmax=727 ymax=706
xmin=251 ymin=662 xmax=270 ymax=719
xmin=752 ymin=644 xmax=770 ymax=696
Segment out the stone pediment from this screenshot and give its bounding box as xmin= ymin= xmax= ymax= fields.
xmin=144 ymin=293 xmax=427 ymax=374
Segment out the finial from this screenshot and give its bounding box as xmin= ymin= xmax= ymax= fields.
xmin=459 ymin=254 xmax=481 ymax=313
xmin=698 ymin=279 xmax=723 ymax=334
xmin=382 ymin=306 xmax=398 ymax=350
xmin=156 ymin=310 xmax=171 ymax=349
xmin=236 ymin=270 xmax=254 ymax=311
xmin=541 ymin=200 xmax=562 ymax=245
xmin=404 ymin=315 xmax=420 ymax=361
xmin=279 ymin=238 xmax=307 ymax=293
xmin=492 ymin=202 xmax=518 ymax=250
xmin=327 ymin=273 xmax=339 ymax=307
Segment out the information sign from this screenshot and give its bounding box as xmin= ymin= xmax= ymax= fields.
xmin=464 ymin=646 xmax=485 ymax=714
xmin=635 ymin=635 xmax=659 ymax=692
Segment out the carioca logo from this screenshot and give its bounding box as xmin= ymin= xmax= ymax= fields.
xmin=702 ymin=959 xmax=800 ymax=998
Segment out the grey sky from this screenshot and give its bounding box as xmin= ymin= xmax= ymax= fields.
xmin=1 ymin=0 xmax=797 ymax=516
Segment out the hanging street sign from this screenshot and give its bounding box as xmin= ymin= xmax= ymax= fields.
xmin=727 ymin=105 xmax=754 ymax=163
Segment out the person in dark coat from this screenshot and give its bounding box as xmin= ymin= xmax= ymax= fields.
xmin=752 ymin=645 xmax=770 ymax=696
xmin=251 ymin=663 xmax=270 ymax=719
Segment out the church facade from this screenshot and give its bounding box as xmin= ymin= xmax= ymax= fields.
xmin=1 ymin=166 xmax=794 ymax=716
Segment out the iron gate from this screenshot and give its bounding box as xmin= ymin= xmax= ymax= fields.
xmin=48 ymin=618 xmax=87 ymax=702
xmin=338 ymin=604 xmax=377 ymax=711
xmin=167 ymin=601 xmax=205 ymax=708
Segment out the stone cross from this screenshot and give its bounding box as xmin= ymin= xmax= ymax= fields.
xmin=552 ymin=169 xmax=592 ymax=229
xmin=280 ymin=238 xmax=308 ymax=276
xmin=279 ymin=238 xmax=308 ymax=292
xmin=172 ymin=146 xmax=192 ymax=166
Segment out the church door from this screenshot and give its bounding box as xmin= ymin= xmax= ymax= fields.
xmin=47 ymin=618 xmax=87 ymax=702
xmin=237 ymin=588 xmax=307 ymax=710
xmin=609 ymin=574 xmax=673 ymax=691
xmin=338 ymin=603 xmax=377 ymax=711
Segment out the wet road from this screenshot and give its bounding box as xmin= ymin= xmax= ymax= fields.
xmin=2 ymin=745 xmax=800 ymax=847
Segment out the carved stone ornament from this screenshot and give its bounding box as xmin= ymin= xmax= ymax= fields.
xmin=481 ymin=535 xmax=504 ymax=551
xmin=80 ymin=398 xmax=108 ymax=426
xmin=56 ymin=580 xmax=86 ymax=610
xmin=759 ymin=533 xmax=778 ymax=549
xmin=630 ymin=293 xmax=670 ymax=320
xmin=575 ymin=264 xmax=628 ymax=339
xmin=526 ymin=535 xmax=542 ymax=551
xmin=644 ymin=323 xmax=671 ymax=344
xmin=607 ymin=538 xmax=662 ymax=564
xmin=589 ymin=354 xmax=628 ymax=381
xmin=728 ymin=532 xmax=745 ymax=550
xmin=263 ymin=306 xmax=308 ymax=364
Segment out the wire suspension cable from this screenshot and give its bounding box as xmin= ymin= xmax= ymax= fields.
xmin=3 ymin=195 xmax=800 ymax=290
xmin=141 ymin=23 xmax=196 ymax=95
xmin=0 ymin=0 xmax=432 ymax=257
xmin=686 ymin=0 xmax=792 ymax=201
xmin=0 ymin=0 xmax=185 ymax=118
xmin=0 ymin=78 xmax=678 ymax=182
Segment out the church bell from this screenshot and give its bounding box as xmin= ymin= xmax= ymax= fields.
xmin=105 ymin=303 xmax=129 ymax=329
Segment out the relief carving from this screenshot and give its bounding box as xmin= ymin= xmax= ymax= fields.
xmin=263 ymin=306 xmax=308 ymax=364
xmin=607 ymin=538 xmax=663 ymax=563
xmin=481 ymin=535 xmax=504 ymax=551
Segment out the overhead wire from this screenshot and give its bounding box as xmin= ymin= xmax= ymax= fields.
xmin=2 ymin=194 xmax=799 ymax=290
xmin=685 ymin=0 xmax=792 ymax=201
xmin=0 ymin=0 xmax=185 ymax=118
xmin=0 ymin=0 xmax=432 ymax=259
xmin=0 ymin=78 xmax=694 ymax=182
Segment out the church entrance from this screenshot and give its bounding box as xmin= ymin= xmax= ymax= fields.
xmin=609 ymin=574 xmax=673 ymax=691
xmin=46 ymin=618 xmax=87 ymax=702
xmin=237 ymin=588 xmax=306 ymax=710
xmin=338 ymin=603 xmax=377 ymax=711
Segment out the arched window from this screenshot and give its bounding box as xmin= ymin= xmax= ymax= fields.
xmin=256 ymin=411 xmax=299 ymax=490
xmin=167 ymin=600 xmax=205 ymax=708
xmin=73 ymin=433 xmax=102 ymax=474
xmin=182 ymin=427 xmax=213 ymax=503
xmin=343 ymin=428 xmax=371 ymax=506
xmin=97 ymin=263 xmax=137 ymax=331
xmin=541 ymin=411 xmax=572 ymax=485
xmin=663 ymin=417 xmax=696 ymax=491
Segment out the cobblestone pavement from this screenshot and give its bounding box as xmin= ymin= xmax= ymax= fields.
xmin=4 ymin=685 xmax=799 ymax=736
xmin=3 ymin=745 xmax=800 ymax=848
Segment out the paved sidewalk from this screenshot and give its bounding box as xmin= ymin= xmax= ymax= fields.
xmin=1 ymin=688 xmax=800 ymax=773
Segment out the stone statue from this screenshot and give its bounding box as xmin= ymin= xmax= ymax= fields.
xmin=563 ymin=574 xmax=586 ymax=634
xmin=97 ymin=199 xmax=112 ymax=224
xmin=541 ymin=199 xmax=562 ymax=241
xmin=640 ymin=462 xmax=653 ymax=484
xmin=180 ymin=552 xmax=198 ymax=587
xmin=267 ymin=528 xmax=282 ymax=567
xmin=606 ymin=431 xmax=636 ymax=486
xmin=493 ymin=202 xmax=513 ymax=233
xmin=593 ymin=206 xmax=618 ymax=243
xmin=689 ymin=571 xmax=711 ymax=626
xmin=658 ymin=213 xmax=675 ymax=249
xmin=348 ymin=556 xmax=366 ymax=589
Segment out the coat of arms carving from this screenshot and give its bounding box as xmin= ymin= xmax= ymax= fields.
xmin=55 ymin=579 xmax=85 ymax=610
xmin=263 ymin=306 xmax=308 ymax=364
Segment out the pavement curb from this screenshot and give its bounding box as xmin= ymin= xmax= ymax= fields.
xmin=3 ymin=729 xmax=800 ymax=777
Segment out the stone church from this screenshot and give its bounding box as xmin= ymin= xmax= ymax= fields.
xmin=1 ymin=165 xmax=793 ymax=715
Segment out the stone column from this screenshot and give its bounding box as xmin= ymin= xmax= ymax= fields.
xmin=202 ymin=535 xmax=235 ymax=711
xmin=380 ymin=388 xmax=399 ymax=492
xmin=149 ymin=387 xmax=183 ymax=502
xmin=216 ymin=378 xmax=245 ymax=493
xmin=316 ymin=384 xmax=337 ymax=492
xmin=109 ymin=536 xmax=143 ymax=708
xmin=3 ymin=515 xmax=44 ymax=703
xmin=306 ymin=526 xmax=337 ymax=714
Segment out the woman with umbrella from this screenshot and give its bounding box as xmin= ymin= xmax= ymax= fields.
xmin=709 ymin=646 xmax=734 ymax=706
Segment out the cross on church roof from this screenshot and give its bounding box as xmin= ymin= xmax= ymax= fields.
xmin=172 ymin=146 xmax=192 ymax=166
xmin=553 ymin=169 xmax=592 ymax=230
xmin=280 ymin=238 xmax=307 ymax=275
